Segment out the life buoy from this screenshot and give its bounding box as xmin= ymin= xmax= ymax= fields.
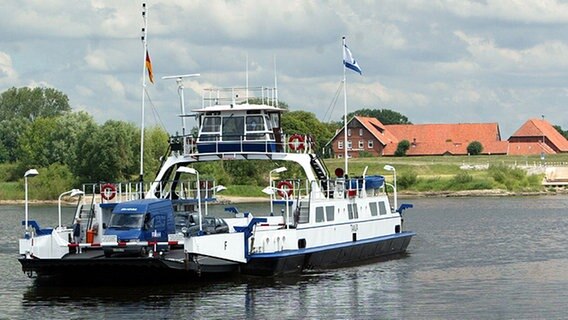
xmin=101 ymin=183 xmax=117 ymax=201
xmin=288 ymin=134 xmax=305 ymax=151
xmin=276 ymin=180 xmax=293 ymax=198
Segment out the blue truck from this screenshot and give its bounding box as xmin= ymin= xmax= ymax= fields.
xmin=103 ymin=199 xmax=176 ymax=257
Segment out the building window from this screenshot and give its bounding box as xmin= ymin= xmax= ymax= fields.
xmin=359 ymin=129 xmax=363 ymax=136
xmin=347 ymin=140 xmax=352 ymax=150
xmin=347 ymin=129 xmax=351 ymax=136
xmin=358 ymin=140 xmax=364 ymax=149
xmin=338 ymin=154 xmax=343 ymax=159
xmin=338 ymin=141 xmax=343 ymax=149
xmin=368 ymin=140 xmax=374 ymax=148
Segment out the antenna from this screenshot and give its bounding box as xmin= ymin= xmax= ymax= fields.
xmin=162 ymin=73 xmax=201 ymax=137
xmin=245 ymin=53 xmax=249 ymax=104
xmin=273 ymin=55 xmax=278 ymax=107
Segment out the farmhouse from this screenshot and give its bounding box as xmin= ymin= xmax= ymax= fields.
xmin=326 ymin=116 xmax=568 ymax=158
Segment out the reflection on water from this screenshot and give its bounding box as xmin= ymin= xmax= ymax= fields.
xmin=2 ymin=196 xmax=568 ymax=319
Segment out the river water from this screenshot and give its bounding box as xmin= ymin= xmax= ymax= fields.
xmin=1 ymin=196 xmax=566 ymax=319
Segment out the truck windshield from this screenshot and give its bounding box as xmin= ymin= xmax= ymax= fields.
xmin=109 ymin=213 xmax=145 ymax=229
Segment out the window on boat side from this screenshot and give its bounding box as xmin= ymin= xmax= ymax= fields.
xmin=325 ymin=206 xmax=335 ymax=221
xmin=222 ymin=116 xmax=244 ymax=141
xmin=370 ymin=202 xmax=378 ymax=216
xmin=347 ymin=203 xmax=358 ymax=219
xmin=378 ymin=201 xmax=387 ymax=215
xmin=315 ymin=206 xmax=325 ymax=222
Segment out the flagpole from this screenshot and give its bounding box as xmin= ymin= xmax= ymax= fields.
xmin=140 ymin=2 xmax=148 ymax=194
xmin=342 ymin=36 xmax=348 ymax=177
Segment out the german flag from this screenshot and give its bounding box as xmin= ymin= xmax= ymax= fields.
xmin=145 ymin=50 xmax=154 ymax=84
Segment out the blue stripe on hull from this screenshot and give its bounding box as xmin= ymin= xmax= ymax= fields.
xmin=240 ymin=231 xmax=414 ymax=276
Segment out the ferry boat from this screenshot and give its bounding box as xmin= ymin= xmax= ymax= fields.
xmin=18 ymin=85 xmax=415 ymax=281
xmin=18 ymin=3 xmax=413 ymax=281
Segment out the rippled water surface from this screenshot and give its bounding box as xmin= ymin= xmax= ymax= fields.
xmin=1 ymin=196 xmax=567 ymax=319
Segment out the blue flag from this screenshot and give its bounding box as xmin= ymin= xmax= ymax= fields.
xmin=343 ymin=44 xmax=362 ymax=75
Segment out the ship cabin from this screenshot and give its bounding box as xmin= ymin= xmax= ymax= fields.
xmin=192 ymin=87 xmax=286 ymax=154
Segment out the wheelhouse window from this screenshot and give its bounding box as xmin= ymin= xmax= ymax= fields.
xmin=245 ymin=115 xmax=265 ymax=140
xmin=202 ymin=116 xmax=221 ymax=132
xmin=222 ymin=116 xmax=244 ymax=141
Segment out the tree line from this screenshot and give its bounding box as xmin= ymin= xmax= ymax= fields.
xmin=0 ymin=86 xmax=417 ymax=199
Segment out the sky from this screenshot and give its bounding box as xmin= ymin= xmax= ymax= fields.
xmin=2 ymin=0 xmax=568 ymax=138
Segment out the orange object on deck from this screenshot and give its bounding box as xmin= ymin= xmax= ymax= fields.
xmin=86 ymin=230 xmax=95 ymax=243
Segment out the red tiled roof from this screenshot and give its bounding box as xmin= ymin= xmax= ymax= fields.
xmin=509 ymin=118 xmax=568 ymax=152
xmin=383 ymin=123 xmax=507 ymax=156
xmin=355 ymin=116 xmax=399 ymax=146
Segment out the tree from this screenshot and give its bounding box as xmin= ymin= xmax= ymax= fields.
xmin=346 ymin=108 xmax=412 ymax=125
xmin=282 ymin=111 xmax=335 ymax=154
xmin=553 ymin=125 xmax=568 ymax=139
xmin=395 ymin=140 xmax=410 ymax=156
xmin=17 ymin=112 xmax=97 ymax=169
xmin=0 ymin=118 xmax=30 ymax=163
xmin=467 ymin=141 xmax=483 ymax=155
xmin=0 ymin=87 xmax=71 ymax=122
xmin=143 ymin=126 xmax=170 ymax=180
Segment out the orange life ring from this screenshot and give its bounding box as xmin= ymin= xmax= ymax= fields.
xmin=288 ymin=134 xmax=305 ymax=151
xmin=276 ymin=180 xmax=293 ymax=198
xmin=101 ymin=183 xmax=117 ymax=201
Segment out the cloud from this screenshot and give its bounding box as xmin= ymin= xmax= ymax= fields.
xmin=0 ymin=52 xmax=17 ymax=82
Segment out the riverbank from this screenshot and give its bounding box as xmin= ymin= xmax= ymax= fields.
xmin=2 ymin=187 xmax=568 ymax=206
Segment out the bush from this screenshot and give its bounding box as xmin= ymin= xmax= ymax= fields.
xmin=0 ymin=163 xmax=19 ymax=182
xmin=467 ymin=141 xmax=483 ymax=155
xmin=397 ymin=170 xmax=418 ymax=189
xmin=395 ymin=140 xmax=410 ymax=157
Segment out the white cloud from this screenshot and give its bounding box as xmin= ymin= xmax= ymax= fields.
xmin=0 ymin=52 xmax=17 ymax=81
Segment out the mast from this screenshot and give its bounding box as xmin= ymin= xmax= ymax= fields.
xmin=139 ymin=2 xmax=149 ymax=187
xmin=342 ymin=36 xmax=348 ymax=176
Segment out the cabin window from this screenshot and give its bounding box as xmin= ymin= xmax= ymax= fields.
xmin=246 ymin=116 xmax=264 ymax=131
xmin=338 ymin=141 xmax=343 ymax=149
xmin=379 ymin=201 xmax=388 ymax=215
xmin=370 ymin=202 xmax=378 ymax=216
xmin=359 ymin=128 xmax=363 ymax=136
xmin=198 ymin=134 xmax=219 ymax=142
xmin=325 ymin=206 xmax=335 ymax=221
xmin=315 ymin=206 xmax=325 ymax=222
xmin=358 ymin=141 xmax=364 ymax=149
xmin=347 ymin=203 xmax=359 ymax=219
xmin=368 ymin=140 xmax=373 ymax=148
xmin=268 ymin=113 xmax=280 ymax=128
xmin=202 ymin=117 xmax=221 ymax=133
xmin=222 ymin=116 xmax=244 ymax=141
xmin=265 ymin=115 xmax=273 ymax=130
xmin=246 ymin=115 xmax=265 ymax=140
